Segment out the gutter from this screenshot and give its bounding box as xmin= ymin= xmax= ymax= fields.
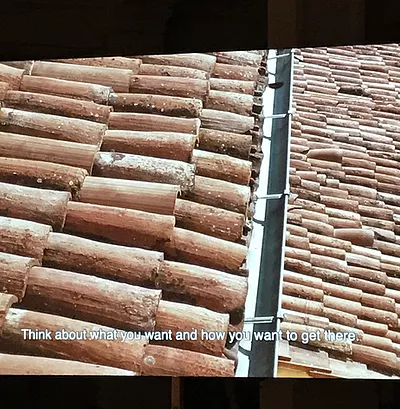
xmin=247 ymin=48 xmax=295 ymax=377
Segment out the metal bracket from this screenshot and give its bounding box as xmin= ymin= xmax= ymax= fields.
xmin=253 ymin=190 xmax=291 ymax=225
xmin=256 ymin=193 xmax=283 ymax=200
xmin=275 ymin=309 xmax=285 ymax=322
xmin=244 ymin=316 xmax=275 ymax=324
xmin=267 ymin=53 xmax=291 ymax=60
xmin=238 ymin=345 xmax=251 ymax=357
xmin=263 ymin=108 xmax=295 ymax=119
xmin=263 ymin=113 xmax=286 ymax=119
xmin=244 ymin=313 xmax=284 ymax=325
xmin=255 ymin=190 xmax=291 ymax=200
xmin=252 ymin=218 xmax=265 ymax=226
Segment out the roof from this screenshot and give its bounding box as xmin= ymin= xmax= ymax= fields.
xmin=281 ymin=43 xmax=400 ymax=378
xmin=0 ymin=51 xmax=267 ymax=375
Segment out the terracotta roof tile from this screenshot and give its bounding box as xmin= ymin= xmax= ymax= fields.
xmin=0 ymin=353 xmax=136 ymax=375
xmin=31 ymin=61 xmax=133 ymax=92
xmin=2 ymin=308 xmax=145 ymax=373
xmin=0 ymin=108 xmax=107 ymax=145
xmin=3 ymin=90 xmax=112 ymax=123
xmin=0 ymin=132 xmax=98 ymax=172
xmin=19 ymin=75 xmax=113 ymax=103
xmin=48 ymin=57 xmax=142 ymax=73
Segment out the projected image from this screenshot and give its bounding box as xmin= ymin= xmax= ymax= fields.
xmin=1 ymin=44 xmax=400 ymax=379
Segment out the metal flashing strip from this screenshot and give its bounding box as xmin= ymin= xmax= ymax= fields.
xmin=248 ymin=48 xmax=294 ymax=377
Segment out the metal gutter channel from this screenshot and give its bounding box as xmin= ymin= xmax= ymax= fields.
xmin=236 ymin=50 xmax=275 ymax=377
xmin=248 ymin=48 xmax=294 ymax=377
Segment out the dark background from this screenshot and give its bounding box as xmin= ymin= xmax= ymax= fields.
xmin=1 ymin=377 xmax=399 ymax=408
xmin=2 ymin=0 xmax=400 ymax=407
xmin=1 ymin=0 xmax=400 ymax=60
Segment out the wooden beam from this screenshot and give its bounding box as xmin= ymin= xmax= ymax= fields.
xmin=277 ymin=361 xmax=313 ymax=378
